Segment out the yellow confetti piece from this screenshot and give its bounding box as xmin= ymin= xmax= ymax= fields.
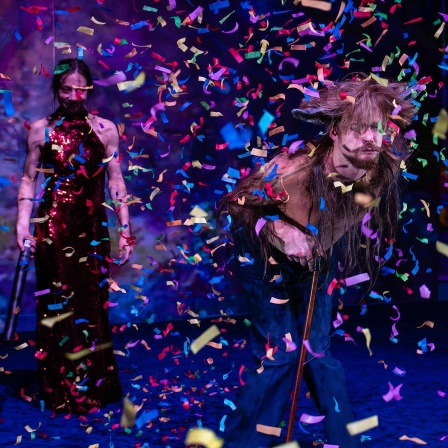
xmin=62 ymin=246 xmax=75 ymax=257
xmin=361 ymin=327 xmax=373 ymax=356
xmin=184 ymin=428 xmax=223 ymax=448
xmin=120 ymin=397 xmax=135 ymax=428
xmin=436 ymin=241 xmax=448 ymax=258
xmin=14 ymin=343 xmax=29 ymax=350
xmin=370 ymin=73 xmax=388 ymax=87
xmin=117 ymin=71 xmax=146 ymax=92
xmin=273 ymin=442 xmax=300 ymax=448
xmin=30 ymin=215 xmax=49 ymax=224
xmin=91 ymin=16 xmax=106 ymax=25
xmin=346 ymin=415 xmax=379 ymax=435
xmin=399 ymin=435 xmax=427 ymax=445
xmin=333 ymin=181 xmax=353 ymax=193
xmin=256 ymin=424 xmax=282 ymax=437
xmin=434 ymin=21 xmax=445 ymax=39
xmin=191 ymin=325 xmax=220 ymax=354
xmin=102 ymin=202 xmax=115 ymax=211
xmin=41 ymin=311 xmax=74 ymax=329
xmin=190 ymin=205 xmax=208 ymax=218
xmin=65 ymin=341 xmax=112 ymax=361
xmin=250 ymin=148 xmax=268 ymax=157
xmin=14 ymin=435 xmax=22 ymax=445
xmin=432 ymin=108 xmax=448 ymax=139
xmin=77 ymin=26 xmax=94 ymax=35
xmin=24 ymin=422 xmax=41 ymax=432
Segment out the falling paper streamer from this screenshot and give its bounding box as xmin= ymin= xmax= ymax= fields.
xmin=357 ymin=327 xmax=373 ymax=356
xmin=398 ymin=435 xmax=428 ymax=445
xmin=346 ymin=415 xmax=379 ymax=436
xmin=184 ymin=428 xmax=224 ymax=448
xmin=120 ymin=397 xmax=136 ymax=428
xmin=40 ymin=311 xmax=74 ymax=328
xmin=190 ymin=325 xmax=221 ymax=354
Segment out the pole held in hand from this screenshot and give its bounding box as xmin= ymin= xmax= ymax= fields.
xmin=2 ymin=239 xmax=32 ymax=341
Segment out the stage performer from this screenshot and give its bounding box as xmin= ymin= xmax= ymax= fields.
xmin=220 ymin=78 xmax=415 ymax=447
xmin=16 ymin=58 xmax=133 ymax=413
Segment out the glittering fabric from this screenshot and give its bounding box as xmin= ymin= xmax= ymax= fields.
xmin=34 ymin=111 xmax=122 ymax=413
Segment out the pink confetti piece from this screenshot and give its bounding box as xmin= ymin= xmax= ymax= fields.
xmin=303 ymin=339 xmax=325 ymax=358
xmin=282 ymin=337 xmax=297 ymax=352
xmin=332 ymin=312 xmax=343 ymax=329
xmin=389 ymin=305 xmax=401 ymax=321
xmin=255 ymin=217 xmax=267 ymax=236
xmin=299 ymin=413 xmax=326 ymax=424
xmin=438 ymin=390 xmax=446 ymax=398
xmin=343 ymin=273 xmax=370 ymax=287
xmin=382 ymin=382 xmax=404 ymax=402
xmin=34 ymin=289 xmax=50 ymax=296
xmin=419 ymin=284 xmax=431 ymax=299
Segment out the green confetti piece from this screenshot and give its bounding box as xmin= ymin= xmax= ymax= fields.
xmin=219 ymin=10 xmax=235 ymax=24
xmin=59 ymin=335 xmax=69 ymax=346
xmin=170 ymin=15 xmax=182 ymax=28
xmin=416 ymin=237 xmax=429 ymax=244
xmin=395 ymin=272 xmax=409 ymax=282
xmin=143 ymin=5 xmax=158 ymax=12
xmin=416 ymin=157 xmax=428 ymax=168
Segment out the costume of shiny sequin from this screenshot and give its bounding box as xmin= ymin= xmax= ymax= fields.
xmin=34 ymin=109 xmax=122 ymax=413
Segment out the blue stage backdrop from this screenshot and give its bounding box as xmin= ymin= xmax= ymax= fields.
xmin=0 ymin=0 xmax=445 ymax=332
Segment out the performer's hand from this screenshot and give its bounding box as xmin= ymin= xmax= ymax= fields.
xmin=271 ymin=220 xmax=321 ymax=271
xmin=16 ymin=223 xmax=35 ymax=253
xmin=117 ymin=235 xmax=133 ymax=266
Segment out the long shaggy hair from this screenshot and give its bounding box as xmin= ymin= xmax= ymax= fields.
xmin=220 ymin=79 xmax=416 ymax=279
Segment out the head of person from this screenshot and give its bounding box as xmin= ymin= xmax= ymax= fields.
xmin=292 ymin=78 xmax=415 ymax=171
xmin=51 ymin=58 xmax=93 ymax=116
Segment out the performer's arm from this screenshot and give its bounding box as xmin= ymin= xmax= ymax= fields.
xmin=16 ymin=122 xmax=43 ymax=251
xmin=104 ymin=121 xmax=133 ymax=265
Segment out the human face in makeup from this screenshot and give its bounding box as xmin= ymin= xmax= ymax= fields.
xmin=57 ymin=72 xmax=89 ymax=115
xmin=331 ymin=118 xmax=384 ymax=173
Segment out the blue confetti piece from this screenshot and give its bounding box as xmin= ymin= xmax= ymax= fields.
xmin=14 ymin=29 xmax=23 ymax=41
xmin=401 ymin=171 xmax=418 ymax=180
xmin=224 ymin=398 xmax=236 ymax=410
xmin=306 ymin=223 xmax=319 ymax=235
xmin=1 ymin=90 xmax=14 ymax=116
xmin=333 ymin=396 xmax=341 ymax=412
xmin=75 ymin=319 xmax=89 ymax=324
xmin=258 ymin=110 xmax=275 ymax=134
xmin=219 ymin=415 xmax=227 ymax=432
xmin=48 ymin=303 xmax=63 ymax=310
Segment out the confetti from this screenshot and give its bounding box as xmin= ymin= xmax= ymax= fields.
xmin=190 ymin=325 xmax=221 ymax=354
xmin=346 ymin=415 xmax=379 ymax=436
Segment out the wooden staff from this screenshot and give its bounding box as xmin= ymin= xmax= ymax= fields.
xmin=286 ymin=256 xmax=322 ymax=442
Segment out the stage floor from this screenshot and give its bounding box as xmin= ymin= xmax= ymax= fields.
xmin=0 ymin=300 xmax=447 ymax=447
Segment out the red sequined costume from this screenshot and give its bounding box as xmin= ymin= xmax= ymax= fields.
xmin=33 ymin=110 xmax=122 ymax=413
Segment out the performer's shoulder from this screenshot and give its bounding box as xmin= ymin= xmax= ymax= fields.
xmin=268 ymin=148 xmax=313 ymax=177
xmin=88 ymin=114 xmax=116 ymax=131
